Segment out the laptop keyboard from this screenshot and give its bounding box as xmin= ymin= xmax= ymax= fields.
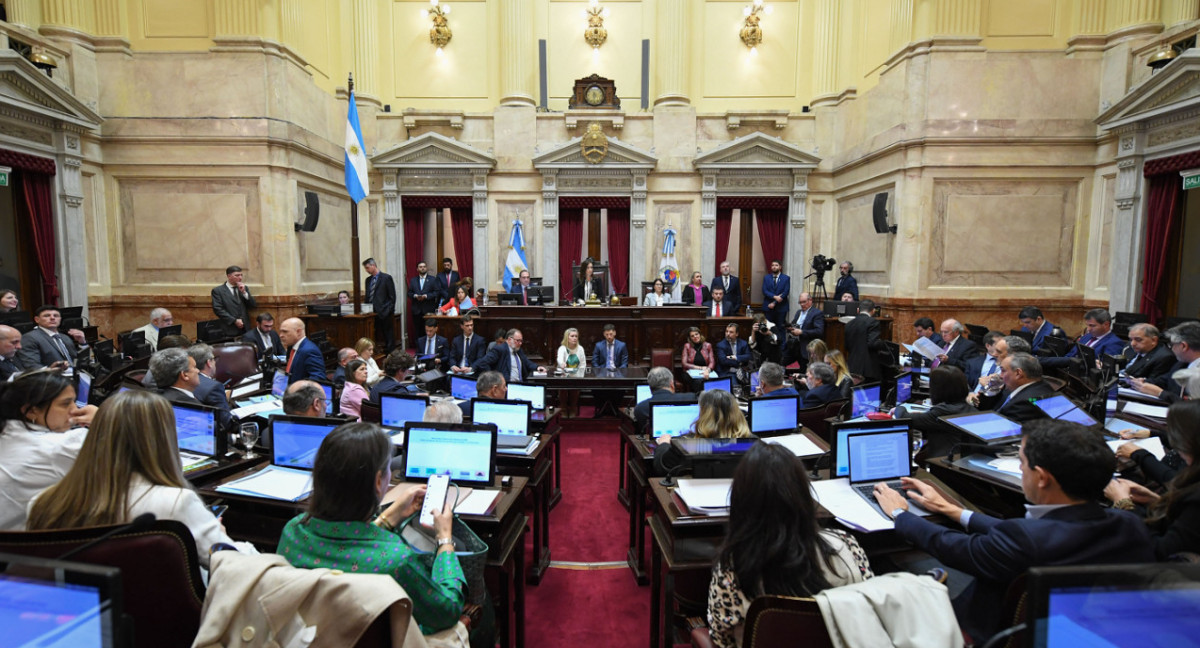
xmin=853 ymin=480 xmax=903 ymax=500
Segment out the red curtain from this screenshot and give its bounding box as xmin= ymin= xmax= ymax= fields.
xmin=606 ymin=207 xmax=630 ymax=295
xmin=20 ymin=172 xmax=59 ymax=305
xmin=755 ymin=207 xmax=787 ymax=271
xmin=714 ymin=206 xmax=734 ymax=276
xmin=449 ymin=206 xmax=474 ymax=282
xmin=558 ymin=207 xmax=585 ymax=301
xmin=1140 ymin=175 xmax=1181 ymax=321
xmin=402 ymin=209 xmax=425 ymax=282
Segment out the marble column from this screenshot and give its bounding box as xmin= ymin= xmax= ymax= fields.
xmin=932 ymin=0 xmax=980 ymax=36
xmin=472 ymin=172 xmax=489 ymax=290
xmin=541 ymin=173 xmax=559 ymax=285
xmin=1109 ymin=129 xmax=1147 ymax=312
xmin=282 ymin=0 xmax=302 ymax=44
xmin=1116 ymin=0 xmax=1161 ymax=26
xmin=1163 ymin=0 xmax=1200 ymax=26
xmin=654 ymin=0 xmax=690 ymax=106
xmin=890 ymin=0 xmax=913 ymax=52
xmin=630 ymin=173 xmax=648 ymax=286
xmin=214 ymin=0 xmax=260 ymax=36
xmin=812 ymin=0 xmax=841 ymax=99
xmin=54 ymin=130 xmax=87 ymax=309
xmin=1075 ymin=0 xmax=1106 ymax=34
xmin=351 ymin=0 xmax=379 ymax=100
xmin=40 ymin=0 xmax=87 ymax=30
xmin=499 ymin=0 xmax=535 ymax=106
xmin=383 ymin=172 xmax=406 ymax=342
xmin=699 ymin=173 xmax=717 ymax=283
xmin=786 ymin=172 xmax=810 ymax=295
xmin=5 ymin=0 xmax=40 ymax=29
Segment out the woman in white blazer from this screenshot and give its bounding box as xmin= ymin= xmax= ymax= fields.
xmin=643 ymin=278 xmax=672 ymax=307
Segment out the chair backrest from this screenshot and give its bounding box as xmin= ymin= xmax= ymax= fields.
xmin=998 ymin=572 xmax=1029 ymax=648
xmin=743 ymin=595 xmax=832 ymax=648
xmin=651 ymin=348 xmax=674 ymax=369
xmin=796 ymin=404 xmax=830 ymax=441
xmin=213 ymin=342 xmax=259 ymax=384
xmin=361 ymin=399 xmax=382 ymax=424
xmin=0 ymin=519 xmax=206 ymax=648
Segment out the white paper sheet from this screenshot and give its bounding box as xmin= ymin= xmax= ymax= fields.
xmin=232 ymin=399 xmax=282 ymax=419
xmin=810 ymin=479 xmax=894 ymax=533
xmin=179 ymin=451 xmax=209 ymax=469
xmin=1122 ymin=401 xmax=1169 ymax=420
xmin=987 ymin=456 xmax=1023 ymax=475
xmin=231 ymin=382 xmax=262 ymax=399
xmin=912 ymin=337 xmax=943 ymax=361
xmin=215 ymin=465 xmax=313 ymax=501
xmin=453 ymin=489 xmax=500 ymax=515
xmin=675 ymin=478 xmax=733 ymax=513
xmin=765 ymin=434 xmax=824 ymax=458
xmin=1107 ymin=436 xmax=1166 ymax=460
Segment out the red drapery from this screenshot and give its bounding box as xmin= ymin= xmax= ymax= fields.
xmin=20 ymin=172 xmax=59 ymax=305
xmin=755 ymin=207 xmax=787 ymax=272
xmin=449 ymin=206 xmax=474 ymax=282
xmin=606 ymin=207 xmax=630 ymax=295
xmin=1140 ymin=174 xmax=1181 ymax=321
xmin=558 ymin=207 xmax=585 ymax=301
xmin=402 ymin=209 xmax=425 ymax=283
xmin=714 ymin=206 xmax=734 ymax=276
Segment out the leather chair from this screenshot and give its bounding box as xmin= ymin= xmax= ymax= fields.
xmin=651 ymin=348 xmax=673 ymax=369
xmin=691 ymin=595 xmax=832 ymax=648
xmin=0 ymin=519 xmax=206 ymax=648
xmin=361 ymin=399 xmax=382 ymax=424
xmin=213 ymin=342 xmax=258 ymax=384
xmin=996 ymin=573 xmax=1029 ymax=648
xmin=796 ymin=398 xmax=847 ymax=442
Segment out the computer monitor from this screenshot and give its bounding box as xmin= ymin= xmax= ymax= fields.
xmin=748 ymin=395 xmax=800 ymax=436
xmin=895 ymin=372 xmax=913 ymax=406
xmin=941 ymin=411 xmax=1024 ymax=445
xmin=269 ymin=415 xmax=341 ymax=470
xmin=649 ymin=402 xmax=701 ymax=439
xmin=379 ymin=393 xmax=430 ymax=429
xmin=506 ymin=383 xmax=545 ymax=410
xmin=823 ymin=300 xmax=859 ymax=317
xmin=270 ymin=371 xmax=289 ymax=398
xmin=670 ymin=437 xmax=759 ymax=478
xmin=401 ymin=422 xmax=497 ymax=485
xmin=497 ymin=293 xmax=520 ymax=306
xmin=57 ymin=306 xmax=83 ymax=321
xmin=75 ymin=370 xmax=92 ymax=408
xmin=830 ymin=419 xmax=912 ymax=478
xmin=851 ymin=383 xmax=881 ymax=417
xmin=0 ymin=552 xmax=124 ymax=648
xmin=636 ymin=384 xmax=652 ymax=405
xmin=703 ymin=376 xmax=732 ymax=393
xmin=157 ymin=324 xmax=182 ymax=339
xmin=450 ymin=375 xmax=477 ymax=400
xmin=318 ymin=382 xmax=335 ymax=415
xmin=471 ymin=399 xmax=531 ymax=436
xmin=1032 ymin=394 xmax=1099 ymax=427
xmin=172 ymin=401 xmax=221 ymax=456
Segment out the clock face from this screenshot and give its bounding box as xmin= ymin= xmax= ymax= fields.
xmin=585 ymin=85 xmax=605 ymax=106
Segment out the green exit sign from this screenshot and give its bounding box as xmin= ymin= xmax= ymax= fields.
xmin=1186 ymin=173 xmax=1200 ymax=191
xmin=0 ymin=166 xmax=9 ymax=188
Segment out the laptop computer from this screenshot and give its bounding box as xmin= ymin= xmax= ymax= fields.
xmin=470 ymin=398 xmax=533 ymax=447
xmin=748 ymin=394 xmax=799 ymax=437
xmin=823 ymin=300 xmax=859 ymax=317
xmin=75 ymin=369 xmax=92 ymax=408
xmin=379 ymin=393 xmax=431 ymax=429
xmin=650 ymin=401 xmax=701 ymax=439
xmin=507 ymin=382 xmax=545 ymax=410
xmin=1032 ymin=394 xmax=1099 ymax=427
xmin=269 ymin=414 xmax=342 ymax=470
xmin=401 ymin=421 xmax=497 ymax=485
xmin=270 ymin=370 xmax=289 ymax=398
xmin=846 ymin=428 xmax=930 ymax=519
xmin=636 ymin=384 xmax=652 ymax=405
xmin=450 ymin=375 xmax=477 ymax=400
xmin=851 ymin=383 xmax=881 ymax=418
xmin=894 ymin=372 xmax=913 ymax=407
xmin=171 ymin=401 xmax=223 ymax=457
xmin=941 ymin=411 xmax=1024 ymax=445
xmin=703 ymin=376 xmax=732 ymax=393
xmin=830 ymin=418 xmax=912 ymax=478
xmin=0 ymin=552 xmax=125 ymax=648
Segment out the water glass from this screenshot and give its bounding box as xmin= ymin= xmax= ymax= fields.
xmin=239 ymin=422 xmax=261 ymax=459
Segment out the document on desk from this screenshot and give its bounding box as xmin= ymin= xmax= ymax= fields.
xmin=686 ymin=369 xmax=706 ymax=380
xmin=231 ymin=382 xmax=262 ymax=399
xmin=454 ymin=489 xmax=500 ymax=515
xmin=232 ymin=399 xmax=282 ymax=419
xmin=216 ymin=465 xmax=313 ymax=501
xmin=1107 ymin=436 xmax=1166 ymax=460
xmin=912 ymin=337 xmax=943 ymax=361
xmin=987 ymin=456 xmax=1023 ymax=476
xmin=810 ymin=479 xmax=893 ymax=533
xmin=675 ymin=478 xmax=732 ymax=515
xmin=765 ymin=434 xmax=824 ymax=458
xmin=1122 ymin=401 xmax=1169 ymax=420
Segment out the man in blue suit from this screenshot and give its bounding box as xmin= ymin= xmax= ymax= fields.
xmin=474 ymin=328 xmax=545 ymax=382
xmin=713 ymin=322 xmax=751 ymax=377
xmin=782 ymin=292 xmax=825 ymax=369
xmin=449 ymin=315 xmax=487 ymax=373
xmin=406 ymin=261 xmax=444 ymax=349
xmin=1018 ymin=306 xmax=1064 ymax=354
xmin=1042 ymin=308 xmax=1126 ymax=369
xmin=758 ymin=362 xmax=799 ymax=397
xmin=702 ymin=287 xmax=734 ymax=319
xmin=415 ymin=318 xmax=450 ymax=369
xmin=874 ymin=419 xmax=1154 ymax=641
xmin=592 ymin=324 xmax=629 ymax=369
xmin=278 ymin=318 xmax=326 ymax=384
xmin=710 ymin=261 xmax=742 ymax=314
xmin=438 ymin=257 xmax=461 ymax=296
xmin=761 ymin=260 xmax=791 ymax=330
xmin=800 ymin=362 xmax=842 ymax=407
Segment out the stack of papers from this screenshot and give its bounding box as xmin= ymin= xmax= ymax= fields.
xmin=675 ymin=478 xmax=732 ymax=515
xmin=231 ymin=382 xmax=263 ymax=399
xmin=764 ymin=434 xmax=824 ymax=458
xmin=179 ymin=451 xmax=213 ymax=471
xmin=810 ymin=479 xmax=893 ymax=533
xmin=1122 ymin=401 xmax=1169 ymax=420
xmin=497 ymin=437 xmax=540 ymax=455
xmin=232 ymin=399 xmax=283 ymax=419
xmin=1107 ymin=436 xmax=1166 ymax=460
xmin=454 ymin=489 xmax=501 ymax=516
xmin=987 ymin=456 xmax=1023 ymax=475
xmin=216 ymin=465 xmax=313 ymax=501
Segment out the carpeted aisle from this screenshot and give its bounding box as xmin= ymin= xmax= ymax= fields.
xmin=525 ymin=427 xmax=650 ymax=647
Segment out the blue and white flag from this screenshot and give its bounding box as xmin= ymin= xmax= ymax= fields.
xmin=344 ymin=92 xmax=369 ymax=203
xmin=659 ymin=226 xmax=681 ymax=301
xmin=503 ymin=220 xmax=529 ymax=291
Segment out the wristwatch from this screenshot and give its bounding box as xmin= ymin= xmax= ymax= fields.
xmin=437 ymin=536 xmax=455 ymax=549
xmin=890 ymin=508 xmax=907 ymax=519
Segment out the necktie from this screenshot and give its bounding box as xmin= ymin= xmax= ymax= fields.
xmin=510 ymin=352 xmax=520 ymax=381
xmin=608 ymin=344 xmax=615 ymax=369
xmin=367 ymin=275 xmax=376 ymax=302
xmin=426 ymin=338 xmax=434 ymax=355
xmin=286 ymin=347 xmax=295 ymax=373
xmin=51 ymin=334 xmax=71 ymax=365
xmin=522 ymin=287 xmax=528 ymax=305
xmin=988 ymin=359 xmax=1001 ymax=376
xmin=1087 ymin=337 xmax=1099 ymax=348
xmin=420 ymin=276 xmax=425 ymax=291
xmin=715 ymin=303 xmax=721 ymax=318
xmin=723 ymin=277 xmax=728 ymax=291
xmin=464 ymin=336 xmax=470 ymax=359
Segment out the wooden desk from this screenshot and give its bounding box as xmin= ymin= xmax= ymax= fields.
xmin=823 ymin=316 xmax=894 ymax=356
xmin=495 ymin=424 xmax=560 ymax=585
xmin=431 ymin=306 xmax=751 ymax=364
xmin=926 ymin=455 xmax=1027 ymax=519
xmin=184 ymin=454 xmax=266 ymax=489
xmin=298 ymin=313 xmax=376 ymax=353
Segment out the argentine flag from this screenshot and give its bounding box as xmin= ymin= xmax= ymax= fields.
xmin=659 ymin=226 xmax=681 ymax=301
xmin=344 ymin=91 xmax=369 ymax=203
xmin=502 ymin=220 xmax=529 ymax=291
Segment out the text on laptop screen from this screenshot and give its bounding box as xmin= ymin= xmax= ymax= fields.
xmin=173 ymin=404 xmax=216 ymax=455
xmin=1033 ymin=395 xmax=1098 ymax=426
xmin=834 ymin=423 xmax=908 ymax=478
xmin=749 ymin=397 xmax=798 ymax=435
xmin=0 ymin=575 xmax=105 ymax=648
xmin=404 ymin=427 xmax=493 ymax=482
xmin=450 ymin=376 xmax=477 ymax=400
xmin=703 ymin=377 xmax=732 ymax=393
xmin=847 ymin=431 xmax=910 ymax=483
xmin=896 ymin=374 xmax=912 ymax=405
xmin=272 ymin=418 xmax=339 ymax=469
xmin=851 ymin=384 xmax=881 ymax=417
xmin=321 ymin=383 xmax=334 ymax=415
xmin=506 ymin=383 xmax=545 ymax=410
xmin=75 ymin=371 xmax=91 ymax=408
xmin=949 ymin=412 xmax=1024 ymax=442
xmin=472 ymin=400 xmax=529 ymax=436
xmin=636 ymin=385 xmax=652 ymax=405
xmin=380 ymin=394 xmax=428 ymax=429
xmin=271 ymin=372 xmax=288 ymax=398
xmin=650 ymin=402 xmax=700 ymax=438
xmin=1045 ymin=585 xmax=1200 ymax=647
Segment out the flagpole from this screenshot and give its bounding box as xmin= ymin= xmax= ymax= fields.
xmin=349 ymin=73 xmax=362 ymax=316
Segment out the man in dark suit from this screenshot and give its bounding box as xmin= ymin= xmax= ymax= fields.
xmin=782 ymin=292 xmax=824 ymax=369
xmin=241 ymin=312 xmax=285 ymax=357
xmin=713 ymin=322 xmax=751 ymax=377
xmin=370 ymin=349 xmax=416 ymax=402
xmin=874 ymin=419 xmax=1155 ymax=641
xmin=187 ymin=342 xmax=234 ymax=433
xmin=909 ymin=317 xmax=944 ymax=369
xmin=450 ymin=315 xmax=487 ymax=373
xmin=592 ymin=324 xmax=629 ymax=369
xmin=758 ymin=362 xmax=799 ymax=397
xmin=801 ymin=362 xmax=841 ymax=408
xmin=1018 ymin=306 xmax=1064 ymax=354
xmin=1042 ymin=308 xmax=1126 ymax=370
xmin=1131 ymin=321 xmax=1200 ymax=404
xmin=833 ymin=261 xmax=859 ymax=301
xmin=702 ymin=287 xmax=734 ymax=319
xmin=761 ymin=260 xmax=791 ymax=330
xmin=936 ymin=319 xmax=981 ymax=372
xmin=1124 ymin=323 xmax=1176 ymax=382
xmin=439 ymin=258 xmax=461 ymax=295
xmin=633 ymin=367 xmax=697 ymax=433
xmin=964 ymin=331 xmax=1005 ymax=392
xmin=331 ymin=348 xmax=358 ymax=387
xmin=18 ymin=306 xmax=85 ymax=369
xmin=976 ymin=352 xmax=1055 ymax=422
xmin=474 ymin=328 xmax=545 ymax=382
xmin=211 ymin=265 xmax=257 ymax=337
xmin=149 ymin=348 xmax=201 ymax=404
xmin=0 ymin=324 xmax=29 ymax=381
xmin=843 ymin=299 xmax=885 ymax=381
xmin=363 ymin=257 xmax=398 ymax=352
xmin=278 ymin=318 xmax=326 ymax=384
xmin=710 ymin=261 xmax=742 ymax=314
xmin=406 ymin=261 xmax=442 ymax=349
xmin=415 ymin=318 xmax=450 ymax=369
xmin=680 ymin=272 xmax=710 ymax=306
xmin=514 ymin=270 xmax=540 ymax=306
xmin=459 ymin=370 xmax=507 ymax=421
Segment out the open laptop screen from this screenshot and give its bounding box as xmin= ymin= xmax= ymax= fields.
xmin=831 ymin=420 xmax=910 ymax=478
xmin=846 ymin=429 xmax=911 ymax=484
xmin=941 ymin=411 xmax=1024 ymax=445
xmin=506 ymin=383 xmax=545 ymax=410
xmin=895 ymin=373 xmax=912 ymax=405
xmin=401 ymin=422 xmax=496 ymax=485
xmin=636 ymin=385 xmax=652 ymax=405
xmin=0 ymin=555 xmax=122 ymax=648
xmin=270 ymin=415 xmax=340 ymax=470
xmin=703 ymin=376 xmax=732 ymax=393
xmin=748 ymin=395 xmax=799 ymax=436
xmin=172 ymin=402 xmax=217 ymax=456
xmin=851 ymin=383 xmax=881 ymax=417
xmin=270 ymin=371 xmax=289 ymax=398
xmin=650 ymin=402 xmax=700 ymax=439
xmin=450 ymin=375 xmax=477 ymax=400
xmin=379 ymin=393 xmax=430 ymax=429
xmin=471 ymin=399 xmax=531 ymax=436
xmin=75 ymin=370 xmax=92 ymax=408
xmin=1032 ymin=394 xmax=1098 ymax=426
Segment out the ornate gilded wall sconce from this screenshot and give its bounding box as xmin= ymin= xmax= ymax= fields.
xmin=740 ymin=0 xmax=771 ymax=55
xmin=584 ymin=0 xmax=609 ymax=51
xmin=429 ymin=0 xmax=452 ymax=55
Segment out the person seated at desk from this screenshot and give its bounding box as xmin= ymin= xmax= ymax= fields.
xmin=1041 ymin=308 xmax=1125 ymax=370
xmin=704 ymin=287 xmax=733 ymax=319
xmin=354 ymin=338 xmax=383 ymax=385
xmin=486 ymin=328 xmax=507 ymax=354
xmin=593 ymin=324 xmax=628 ymax=370
xmin=756 ymin=362 xmax=797 ymax=397
xmin=0 ymin=289 xmax=19 ymax=313
xmin=572 ymin=259 xmax=603 ymax=304
xmin=873 ymin=419 xmax=1155 ymax=642
xmin=283 ymin=380 xmax=327 ymax=418
xmin=713 ymin=323 xmax=750 ymax=379
xmin=370 ymin=349 xmax=417 ymax=402
xmin=339 ymin=359 xmax=370 ymax=421
xmin=800 ymin=363 xmax=841 ymax=409
xmin=426 ymin=399 xmax=463 ymax=424
xmin=964 ymin=331 xmax=1004 ymax=395
xmin=907 ymin=317 xmax=944 ymax=370
xmin=278 ymin=423 xmax=483 ymax=645
xmin=644 ymin=278 xmax=671 ymax=307
xmin=0 ymin=324 xmax=29 ymax=382
xmin=459 ymin=370 xmax=506 ymax=421
xmin=416 ymin=319 xmax=450 ymax=370
xmin=331 ymin=348 xmax=358 ymax=388
xmin=242 ymin=312 xmax=285 ymax=358
xmin=933 ymin=319 xmax=980 ymax=372
xmin=131 ymin=307 xmax=173 ymax=353
xmin=0 ymin=370 xmax=97 ymax=530
xmin=708 ymin=442 xmax=872 ymax=648
xmin=150 ymin=348 xmax=202 ymax=406
xmin=337 ymin=290 xmax=350 ymax=305
xmin=682 ymin=327 xmax=715 ymax=380
xmin=633 ymin=367 xmax=695 ymax=433
xmin=556 ymin=328 xmax=586 ymax=417
xmin=188 ymin=342 xmax=235 ymax=433
xmin=18 ymin=305 xmax=87 ymax=370
xmin=475 ymin=328 xmax=544 ymax=382
xmin=450 ymin=315 xmax=487 ymax=374
xmin=822 ymin=350 xmax=855 ymax=400
xmin=1107 ymin=400 xmax=1200 ymax=559
xmin=1123 ymin=323 xmax=1176 ymax=383
xmin=747 ymin=313 xmax=780 ymax=366
xmin=1018 ymin=306 xmax=1065 ymax=355
xmin=26 ymin=390 xmax=255 ymax=567
xmin=654 ymin=389 xmax=753 ymax=476
xmin=140 ymin=334 xmax=192 ymax=389
xmin=975 ymin=352 xmax=1055 ymax=422
xmin=279 ymin=318 xmax=326 ymax=385
xmin=894 ymin=366 xmax=977 ymax=460
xmin=438 ymin=284 xmax=476 ymax=317
xmin=1129 ymin=321 xmax=1200 ymax=404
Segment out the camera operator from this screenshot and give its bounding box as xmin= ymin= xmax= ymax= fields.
xmin=834 ymin=261 xmax=858 ymax=301
xmin=748 ymin=312 xmax=781 ymax=366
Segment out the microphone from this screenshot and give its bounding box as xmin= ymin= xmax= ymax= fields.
xmin=58 ymin=513 xmax=157 ymax=561
xmin=659 ymin=462 xmax=689 ymax=487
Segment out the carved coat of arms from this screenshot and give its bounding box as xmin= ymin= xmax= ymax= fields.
xmin=581 ymin=123 xmax=608 ymax=164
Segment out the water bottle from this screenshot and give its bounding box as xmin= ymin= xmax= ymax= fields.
xmin=745 ymin=305 xmax=752 ymax=317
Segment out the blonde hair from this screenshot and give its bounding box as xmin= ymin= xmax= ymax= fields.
xmin=354 ymin=337 xmax=376 ymax=358
xmin=27 ymin=390 xmax=187 ymax=530
xmin=806 ymin=339 xmax=828 ymax=362
xmin=824 ymin=349 xmax=851 ymax=384
xmin=694 ymin=390 xmax=751 ymax=440
xmin=561 ymin=327 xmax=580 ymax=350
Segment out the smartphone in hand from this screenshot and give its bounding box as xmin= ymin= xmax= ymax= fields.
xmin=420 ymin=474 xmax=451 ymax=527
xmin=209 ymin=504 xmax=228 ymax=518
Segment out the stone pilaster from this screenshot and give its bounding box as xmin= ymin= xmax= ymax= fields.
xmin=213 ymin=0 xmax=260 ymax=36
xmin=811 ymin=0 xmax=841 ymax=103
xmin=472 ymin=171 xmax=490 ymax=289
xmin=889 ymin=0 xmax=913 ymax=52
xmin=40 ymin=0 xmax=87 ymax=30
xmin=654 ymin=0 xmax=689 ymax=106
xmin=1163 ymin=0 xmax=1200 ymax=26
xmin=630 ymin=173 xmax=648 ymax=285
xmin=1109 ymin=128 xmax=1146 ymax=312
xmin=351 ymin=0 xmax=379 ymax=101
xmin=499 ymin=0 xmax=536 ymax=106
xmin=541 ymin=172 xmax=559 ymax=282
xmin=700 ymin=173 xmax=717 ymax=280
xmin=933 ymin=0 xmax=981 ymax=35
xmin=54 ymin=130 xmax=87 ymax=309
xmin=786 ymin=171 xmax=810 ymax=291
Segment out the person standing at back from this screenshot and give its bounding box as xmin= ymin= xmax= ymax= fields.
xmin=363 ymin=258 xmax=397 ymax=352
xmin=211 ymin=265 xmax=256 ymax=337
xmin=761 ymin=260 xmax=790 ymax=331
xmin=710 ymin=261 xmax=742 ymax=314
